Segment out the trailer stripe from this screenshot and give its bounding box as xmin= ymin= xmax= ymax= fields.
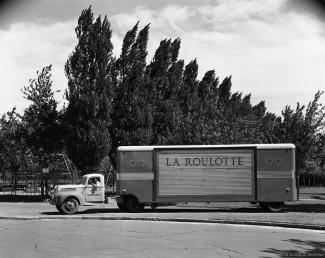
xmin=257 ymin=170 xmax=293 ymax=179
xmin=117 ymin=173 xmax=154 ymax=180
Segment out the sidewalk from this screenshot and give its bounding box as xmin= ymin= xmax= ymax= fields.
xmin=299 ymin=187 xmax=325 ymax=200
xmin=0 ymin=198 xmax=324 ymax=231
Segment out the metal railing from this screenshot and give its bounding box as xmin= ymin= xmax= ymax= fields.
xmin=299 ymin=173 xmax=325 ymax=187
xmin=0 ymin=154 xmax=80 ymax=198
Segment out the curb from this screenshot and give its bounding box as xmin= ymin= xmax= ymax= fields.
xmin=0 ymin=216 xmax=324 ymax=231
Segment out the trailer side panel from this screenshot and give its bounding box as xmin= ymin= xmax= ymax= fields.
xmin=256 ymin=148 xmax=297 ymax=201
xmin=156 ymin=148 xmax=255 ymax=202
xmin=117 ymin=151 xmax=153 ymax=202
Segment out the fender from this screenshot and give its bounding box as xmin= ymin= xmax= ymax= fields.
xmin=55 ymin=192 xmax=85 ymax=206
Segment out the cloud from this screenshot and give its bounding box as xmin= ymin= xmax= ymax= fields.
xmin=0 ymin=0 xmax=324 ymax=116
xmin=110 ymin=0 xmax=325 ymax=114
xmin=284 ymin=0 xmax=325 ymax=22
xmin=0 ymin=0 xmax=187 ymax=29
xmin=0 ymin=20 xmax=76 ymax=114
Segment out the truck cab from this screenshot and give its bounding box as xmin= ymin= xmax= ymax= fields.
xmin=49 ymin=173 xmax=105 ymax=214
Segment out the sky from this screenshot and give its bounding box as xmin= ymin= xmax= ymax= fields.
xmin=0 ymin=0 xmax=324 ymax=116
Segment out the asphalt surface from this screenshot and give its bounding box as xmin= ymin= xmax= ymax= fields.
xmin=0 ymin=187 xmax=324 ymax=231
xmin=1 ymin=220 xmax=324 ymax=258
xmin=0 ymin=197 xmax=325 ymax=231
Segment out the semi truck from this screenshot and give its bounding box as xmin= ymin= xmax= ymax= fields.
xmin=49 ymin=144 xmax=297 ymax=214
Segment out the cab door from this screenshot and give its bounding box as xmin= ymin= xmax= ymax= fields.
xmin=85 ymin=177 xmax=104 ymax=203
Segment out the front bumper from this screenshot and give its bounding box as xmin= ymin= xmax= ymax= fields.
xmin=48 ymin=193 xmax=56 ymax=205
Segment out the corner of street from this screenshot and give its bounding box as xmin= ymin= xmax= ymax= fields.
xmin=0 ymin=187 xmax=325 ymax=231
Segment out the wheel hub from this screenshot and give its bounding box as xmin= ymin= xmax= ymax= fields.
xmin=66 ymin=201 xmax=75 ymax=211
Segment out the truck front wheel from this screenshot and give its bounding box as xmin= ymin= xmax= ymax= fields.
xmin=60 ymin=197 xmax=79 ymax=215
xmin=56 ymin=205 xmax=63 ymax=213
xmin=126 ymin=197 xmax=144 ymax=212
xmin=260 ymin=202 xmax=285 ymax=212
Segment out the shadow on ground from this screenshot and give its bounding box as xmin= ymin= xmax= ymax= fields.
xmin=261 ymin=239 xmax=325 ymax=258
xmin=41 ymin=202 xmax=325 ymax=215
xmin=286 ymin=203 xmax=325 ymax=213
xmin=41 ymin=206 xmax=261 ymax=215
xmin=0 ymin=195 xmax=46 ymax=202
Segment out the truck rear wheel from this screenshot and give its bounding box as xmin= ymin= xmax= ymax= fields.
xmin=260 ymin=202 xmax=285 ymax=212
xmin=126 ymin=197 xmax=144 ymax=212
xmin=60 ymin=197 xmax=79 ymax=215
xmin=117 ymin=202 xmax=128 ymax=212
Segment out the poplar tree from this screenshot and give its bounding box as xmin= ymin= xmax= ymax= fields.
xmin=148 ymin=38 xmax=183 ymax=144
xmin=109 ymin=23 xmax=152 ymax=165
xmin=64 ymin=6 xmax=114 ymax=173
xmin=177 ymin=60 xmax=203 ymax=144
xmin=197 ymin=70 xmax=221 ymax=143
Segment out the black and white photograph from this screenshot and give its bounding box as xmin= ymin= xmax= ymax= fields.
xmin=0 ymin=0 xmax=325 ymax=257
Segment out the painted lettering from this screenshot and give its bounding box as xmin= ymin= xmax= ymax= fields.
xmin=201 ymin=158 xmax=208 ymax=166
xmin=173 ymin=158 xmax=180 ymax=166
xmin=193 ymin=158 xmax=201 ymax=166
xmin=166 ymin=158 xmax=172 ymax=166
xmin=165 ymin=155 xmax=247 ymax=167
xmin=166 ymin=158 xmax=180 ymax=166
xmin=215 ymin=158 xmax=223 ymax=165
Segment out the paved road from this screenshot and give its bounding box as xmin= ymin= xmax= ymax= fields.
xmin=0 ymin=220 xmax=324 ymax=258
xmin=1 ymin=199 xmax=325 ymax=229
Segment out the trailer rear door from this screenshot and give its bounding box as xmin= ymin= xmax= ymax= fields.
xmin=155 ymin=147 xmax=256 ymax=202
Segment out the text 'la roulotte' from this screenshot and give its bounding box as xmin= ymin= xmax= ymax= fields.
xmin=165 ymin=156 xmax=246 ymax=167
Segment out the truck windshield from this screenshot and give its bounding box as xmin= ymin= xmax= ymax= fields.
xmin=80 ymin=176 xmax=88 ymax=185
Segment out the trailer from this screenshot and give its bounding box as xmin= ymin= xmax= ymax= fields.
xmin=115 ymin=144 xmax=297 ymax=212
xmin=49 ymin=144 xmax=297 ymax=214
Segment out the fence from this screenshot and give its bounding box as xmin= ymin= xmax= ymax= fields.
xmin=0 ymin=154 xmax=80 ymax=199
xmin=299 ymin=172 xmax=325 ymax=187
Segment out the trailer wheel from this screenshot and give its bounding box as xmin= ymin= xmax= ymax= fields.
xmin=126 ymin=197 xmax=144 ymax=212
xmin=260 ymin=202 xmax=285 ymax=212
xmin=151 ymin=203 xmax=157 ymax=210
xmin=60 ymin=197 xmax=79 ymax=215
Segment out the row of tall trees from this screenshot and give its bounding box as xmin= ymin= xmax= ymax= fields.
xmin=1 ymin=6 xmax=324 ymax=176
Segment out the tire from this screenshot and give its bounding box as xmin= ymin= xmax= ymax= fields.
xmin=151 ymin=203 xmax=157 ymax=210
xmin=117 ymin=202 xmax=127 ymax=212
xmin=60 ymin=197 xmax=79 ymax=215
xmin=126 ymin=197 xmax=144 ymax=212
xmin=56 ymin=205 xmax=63 ymax=213
xmin=260 ymin=202 xmax=285 ymax=212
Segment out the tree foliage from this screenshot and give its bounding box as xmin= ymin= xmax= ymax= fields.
xmin=64 ymin=6 xmax=114 ymax=173
xmin=109 ymin=23 xmax=153 ymax=165
xmin=1 ymin=6 xmax=324 ymax=175
xmin=0 ymin=109 xmax=31 ymax=181
xmin=21 ymin=65 xmax=62 ymax=155
xmin=275 ymin=91 xmax=325 ymax=170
